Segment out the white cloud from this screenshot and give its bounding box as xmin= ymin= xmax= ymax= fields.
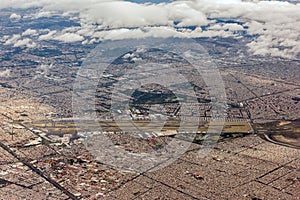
xmin=22 ymin=29 xmax=38 ymax=36
xmin=3 ymin=34 xmax=36 ymax=48
xmin=0 ymin=69 xmax=11 ymax=78
xmin=13 ymin=38 xmax=37 ymax=48
xmin=222 ymin=23 xmax=244 ymax=31
xmin=4 ymin=34 xmax=21 ymax=45
xmin=38 ymin=30 xmax=84 ymax=42
xmin=33 ymin=10 xmax=56 ymax=18
xmin=53 ymin=33 xmax=84 ymax=43
xmin=1 ymin=0 xmax=300 ymax=58
xmin=38 ymin=30 xmax=57 ymax=41
xmin=9 ymin=13 xmax=21 ymax=20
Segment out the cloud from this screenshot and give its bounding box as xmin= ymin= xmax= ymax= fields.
xmin=9 ymin=13 xmax=21 ymax=20
xmin=222 ymin=23 xmax=244 ymax=31
xmin=3 ymin=34 xmax=36 ymax=48
xmin=38 ymin=30 xmax=84 ymax=42
xmin=13 ymin=38 xmax=37 ymax=48
xmin=53 ymin=33 xmax=85 ymax=43
xmin=4 ymin=34 xmax=21 ymax=45
xmin=38 ymin=30 xmax=57 ymax=41
xmin=0 ymin=69 xmax=11 ymax=78
xmin=22 ymin=29 xmax=38 ymax=36
xmin=32 ymin=10 xmax=57 ymax=18
xmin=1 ymin=0 xmax=300 ymax=58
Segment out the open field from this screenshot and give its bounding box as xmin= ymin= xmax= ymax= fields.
xmin=30 ymin=119 xmax=253 ymax=135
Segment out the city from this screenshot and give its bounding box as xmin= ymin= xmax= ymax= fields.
xmin=0 ymin=1 xmax=299 ymax=199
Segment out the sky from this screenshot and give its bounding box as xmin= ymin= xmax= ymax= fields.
xmin=1 ymin=0 xmax=300 ymax=59
xmin=127 ymin=0 xmax=170 ymax=3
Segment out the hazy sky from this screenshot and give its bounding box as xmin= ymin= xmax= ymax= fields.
xmin=127 ymin=0 xmax=170 ymax=3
